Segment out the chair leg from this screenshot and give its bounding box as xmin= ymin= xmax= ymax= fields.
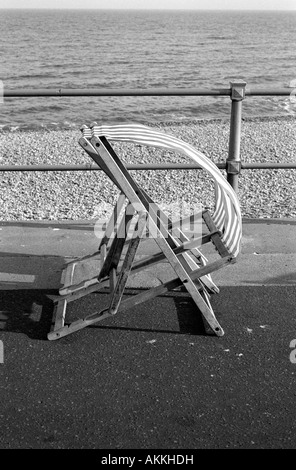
xmin=50 ymin=299 xmax=67 ymax=334
xmin=199 ymin=288 xmax=218 ymax=335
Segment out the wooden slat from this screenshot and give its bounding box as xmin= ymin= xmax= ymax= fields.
xmin=109 ymin=268 xmax=117 ymax=294
xmin=52 ymin=299 xmax=67 ymax=331
xmin=202 ymin=210 xmax=231 ymax=258
xmin=61 ymin=262 xmax=76 ymax=290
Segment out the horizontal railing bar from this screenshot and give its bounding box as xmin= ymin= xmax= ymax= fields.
xmin=2 ymin=87 xmax=294 ymax=97
xmin=241 ymin=162 xmax=296 ymax=169
xmin=0 ymin=163 xmax=225 ymax=171
xmin=0 ymin=162 xmax=295 ymax=172
xmin=245 ymin=89 xmax=293 ymax=96
xmin=3 ymin=88 xmax=231 ymax=97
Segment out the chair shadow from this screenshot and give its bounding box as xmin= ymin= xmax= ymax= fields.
xmin=172 ymin=294 xmax=208 ymax=335
xmin=0 ymin=290 xmax=55 ymax=340
xmin=86 ymin=289 xmax=208 ymax=336
xmin=0 ymin=288 xmax=209 ymax=341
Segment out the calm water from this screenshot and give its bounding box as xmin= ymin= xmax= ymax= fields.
xmin=1 ymin=9 xmax=296 ymax=130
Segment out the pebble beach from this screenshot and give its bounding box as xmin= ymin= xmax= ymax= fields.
xmin=0 ymin=115 xmax=295 ymax=222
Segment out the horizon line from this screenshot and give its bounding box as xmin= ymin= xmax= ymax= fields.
xmin=0 ymin=7 xmax=295 ymax=11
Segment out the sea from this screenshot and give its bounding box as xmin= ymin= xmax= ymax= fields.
xmin=0 ymin=8 xmax=296 ymax=131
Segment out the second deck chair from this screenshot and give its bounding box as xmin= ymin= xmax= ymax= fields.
xmin=48 ymin=123 xmax=242 ymax=340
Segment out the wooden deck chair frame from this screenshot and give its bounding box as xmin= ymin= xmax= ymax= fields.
xmin=47 ymin=124 xmax=242 ymax=340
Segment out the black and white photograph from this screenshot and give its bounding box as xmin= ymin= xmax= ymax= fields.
xmin=0 ymin=0 xmax=295 ymax=453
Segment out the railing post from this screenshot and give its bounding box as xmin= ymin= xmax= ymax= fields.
xmin=227 ymin=80 xmax=246 ymax=192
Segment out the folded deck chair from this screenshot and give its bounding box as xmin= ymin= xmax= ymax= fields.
xmin=47 ymin=123 xmax=242 ymax=340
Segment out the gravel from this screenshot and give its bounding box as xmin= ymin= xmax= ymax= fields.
xmin=0 ymin=115 xmax=295 ymax=221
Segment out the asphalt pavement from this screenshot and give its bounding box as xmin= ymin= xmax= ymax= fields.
xmin=0 ymin=218 xmax=296 ymax=449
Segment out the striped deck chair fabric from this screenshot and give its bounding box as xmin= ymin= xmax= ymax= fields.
xmin=82 ymin=123 xmax=242 ymax=258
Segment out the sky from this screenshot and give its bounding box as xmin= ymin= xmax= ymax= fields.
xmin=0 ymin=0 xmax=295 ymax=10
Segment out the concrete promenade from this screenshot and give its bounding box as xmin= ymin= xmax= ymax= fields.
xmin=0 ymin=218 xmax=296 ymax=449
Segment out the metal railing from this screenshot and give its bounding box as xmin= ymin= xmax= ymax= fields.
xmin=2 ymin=80 xmax=295 ymax=192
